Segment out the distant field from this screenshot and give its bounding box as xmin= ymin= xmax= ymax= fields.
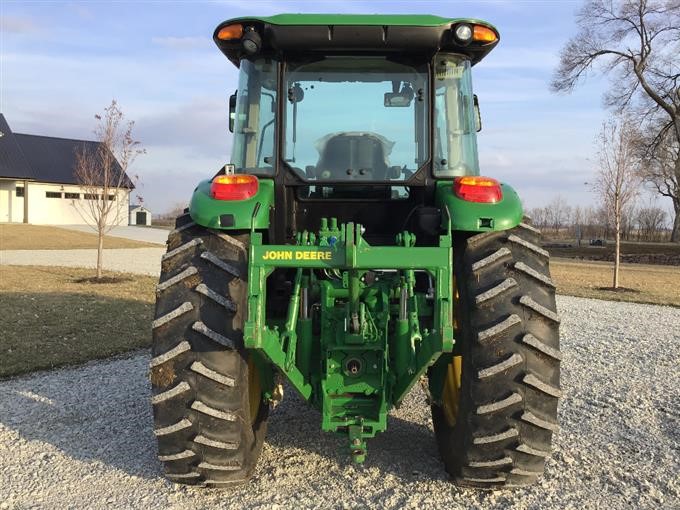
xmin=0 ymin=224 xmax=158 ymax=250
xmin=545 ymin=240 xmax=680 ymax=265
xmin=551 ymin=258 xmax=680 ymax=307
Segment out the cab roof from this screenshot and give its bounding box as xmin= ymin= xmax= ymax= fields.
xmin=214 ymin=14 xmax=500 ymax=67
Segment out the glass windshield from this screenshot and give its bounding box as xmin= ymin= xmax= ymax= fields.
xmin=231 ymin=58 xmax=278 ymax=175
xmin=433 ymin=55 xmax=479 ymax=176
xmin=284 ymin=57 xmax=429 ymax=181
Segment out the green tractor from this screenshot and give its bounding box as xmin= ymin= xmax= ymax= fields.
xmin=150 ymin=14 xmax=561 ymax=489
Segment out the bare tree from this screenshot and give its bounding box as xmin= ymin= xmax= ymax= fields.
xmin=74 ymin=100 xmax=144 ymax=279
xmin=592 ymin=116 xmax=641 ymax=288
xmin=527 ymin=206 xmax=549 ymax=231
xmin=572 ymin=205 xmax=584 ymax=245
xmin=580 ymin=205 xmax=600 ymax=239
xmin=621 ymin=202 xmax=638 ymax=240
xmin=547 ymin=195 xmax=572 ymax=234
xmin=636 ymin=201 xmax=668 ymax=240
xmin=638 ymin=127 xmax=680 ymax=238
xmin=154 ymin=202 xmax=189 ymax=227
xmin=551 ymin=0 xmax=680 ymax=241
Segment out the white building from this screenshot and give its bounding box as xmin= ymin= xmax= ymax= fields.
xmin=0 ymin=113 xmax=132 ymax=225
xmin=129 ymin=204 xmax=152 ymax=226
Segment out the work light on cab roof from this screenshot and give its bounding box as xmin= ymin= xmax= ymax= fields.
xmin=213 ymin=14 xmax=499 ymax=66
xmin=150 ymin=13 xmax=561 ymax=493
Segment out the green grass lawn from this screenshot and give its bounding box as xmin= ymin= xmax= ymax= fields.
xmin=551 ymin=258 xmax=680 ymax=307
xmin=0 ymin=224 xmax=158 ymax=250
xmin=0 ymin=265 xmax=156 ymax=378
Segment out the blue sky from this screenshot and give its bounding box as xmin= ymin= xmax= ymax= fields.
xmin=1 ymin=0 xmax=639 ymax=214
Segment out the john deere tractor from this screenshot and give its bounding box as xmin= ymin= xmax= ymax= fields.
xmin=150 ymin=14 xmax=561 ymax=489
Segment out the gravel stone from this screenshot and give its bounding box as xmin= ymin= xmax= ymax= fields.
xmin=1 ymin=295 xmax=679 ymax=508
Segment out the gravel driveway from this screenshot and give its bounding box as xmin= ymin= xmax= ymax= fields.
xmin=0 ymin=248 xmax=165 ymax=276
xmin=1 ymin=295 xmax=678 ymax=509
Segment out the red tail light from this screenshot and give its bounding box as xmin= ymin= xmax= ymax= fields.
xmin=211 ymin=174 xmax=258 ymax=200
xmin=454 ymin=176 xmax=502 ymax=203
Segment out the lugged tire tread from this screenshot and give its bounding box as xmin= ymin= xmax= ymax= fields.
xmin=522 ymin=373 xmax=563 ymax=398
xmin=194 ymin=283 xmax=237 ymax=311
xmin=475 ymin=278 xmax=518 ymax=305
xmin=156 ymin=266 xmax=199 ymax=292
xmin=154 ymin=418 xmax=192 ymax=437
xmin=431 ymin=222 xmax=560 ymax=490
xmin=191 ymin=321 xmax=236 ymax=349
xmin=162 ymin=238 xmax=204 ymax=261
xmin=521 ymin=333 xmax=562 ymax=361
xmin=477 ymin=353 xmax=523 ymax=379
xmin=190 ymin=361 xmax=236 ymax=387
xmin=519 ymin=295 xmax=561 ymax=323
xmin=151 ymin=381 xmax=191 ymax=404
xmin=151 ymin=216 xmax=268 ymax=486
xmin=149 ymin=341 xmax=191 ymax=368
xmin=158 ymin=449 xmax=196 ymax=462
xmin=471 ymin=247 xmax=512 ymax=273
xmin=473 ymin=427 xmax=519 ymax=445
xmin=194 ymin=435 xmax=239 ymax=450
xmin=513 ymin=261 xmax=555 ymax=288
xmin=152 ymin=302 xmax=193 ymax=329
xmin=516 ymin=443 xmax=551 ymax=458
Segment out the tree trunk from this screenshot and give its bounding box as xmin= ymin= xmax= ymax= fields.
xmin=96 ymin=225 xmax=104 ymax=279
xmin=672 ymin=146 xmax=680 ymax=243
xmin=614 ymin=210 xmax=620 ymax=289
xmin=671 ymin=204 xmax=680 ymax=243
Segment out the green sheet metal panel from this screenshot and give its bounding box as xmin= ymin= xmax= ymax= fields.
xmin=189 ymin=178 xmax=274 ymax=230
xmin=227 ymin=14 xmax=497 ymax=30
xmin=435 ymin=181 xmax=524 ymax=232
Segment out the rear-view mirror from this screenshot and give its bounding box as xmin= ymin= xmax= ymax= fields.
xmin=228 ymin=91 xmax=237 ymax=132
xmin=473 ymin=94 xmax=482 ymax=132
xmin=384 ymin=92 xmax=413 ymax=107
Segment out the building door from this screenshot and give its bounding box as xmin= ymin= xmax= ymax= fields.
xmin=136 ymin=211 xmax=147 ymax=225
xmin=0 ymin=184 xmax=10 ymax=222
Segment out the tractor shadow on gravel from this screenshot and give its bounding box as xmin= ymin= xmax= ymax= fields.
xmin=261 ymin=383 xmax=452 ymax=482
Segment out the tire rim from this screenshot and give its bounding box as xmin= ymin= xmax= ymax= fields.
xmin=441 ymin=355 xmax=462 ymax=426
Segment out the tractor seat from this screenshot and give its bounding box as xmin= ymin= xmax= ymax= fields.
xmin=312 ymin=132 xmax=393 ymax=180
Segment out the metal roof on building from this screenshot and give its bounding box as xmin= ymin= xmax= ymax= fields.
xmin=0 ymin=114 xmax=35 ymax=180
xmin=0 ymin=113 xmax=134 ymax=188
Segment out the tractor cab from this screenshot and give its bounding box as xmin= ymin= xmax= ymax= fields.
xmin=215 ymin=14 xmax=501 ymax=244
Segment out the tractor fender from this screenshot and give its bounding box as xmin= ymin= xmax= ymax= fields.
xmin=189 ymin=178 xmax=274 ymax=230
xmin=434 ymin=181 xmax=523 ymax=232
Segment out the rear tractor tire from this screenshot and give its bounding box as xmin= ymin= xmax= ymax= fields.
xmin=150 ymin=213 xmax=268 ymax=487
xmin=431 ymin=222 xmax=561 ymax=489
